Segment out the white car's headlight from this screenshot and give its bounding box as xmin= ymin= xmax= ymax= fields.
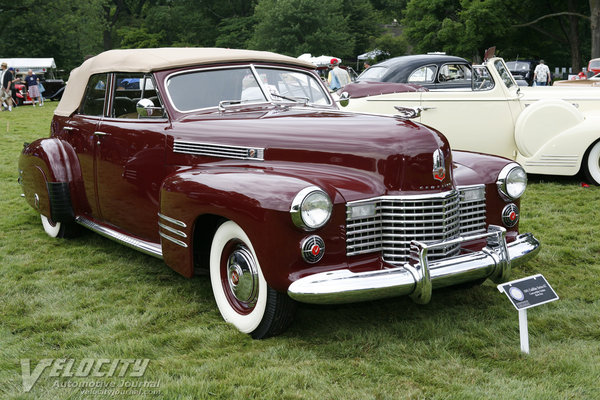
xmin=497 ymin=163 xmax=527 ymax=200
xmin=291 ymin=186 xmax=333 ymax=230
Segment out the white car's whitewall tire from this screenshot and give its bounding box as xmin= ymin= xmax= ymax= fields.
xmin=584 ymin=141 xmax=600 ymax=185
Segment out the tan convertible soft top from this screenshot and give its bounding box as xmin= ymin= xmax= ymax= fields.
xmin=54 ymin=47 xmax=316 ymax=117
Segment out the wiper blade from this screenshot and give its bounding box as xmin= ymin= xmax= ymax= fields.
xmin=270 ymin=92 xmax=309 ymax=105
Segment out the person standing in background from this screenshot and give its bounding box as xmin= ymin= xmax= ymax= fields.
xmin=328 ymin=59 xmax=351 ymax=91
xmin=1 ymin=62 xmax=15 ymax=111
xmin=533 ymin=60 xmax=552 ymax=86
xmin=25 ymin=69 xmax=43 ymax=107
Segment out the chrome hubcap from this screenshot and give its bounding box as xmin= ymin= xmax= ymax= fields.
xmin=227 ymin=245 xmax=259 ymax=306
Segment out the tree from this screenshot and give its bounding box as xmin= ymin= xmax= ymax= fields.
xmin=592 ymin=0 xmax=600 ymax=58
xmin=250 ymin=0 xmax=354 ymax=59
xmin=511 ymin=0 xmax=592 ymax=71
xmin=402 ymin=0 xmax=512 ymax=61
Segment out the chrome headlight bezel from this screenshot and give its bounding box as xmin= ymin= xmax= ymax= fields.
xmin=497 ymin=163 xmax=527 ymax=201
xmin=290 ymin=186 xmax=333 ymax=230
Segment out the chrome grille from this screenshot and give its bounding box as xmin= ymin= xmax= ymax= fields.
xmin=458 ymin=186 xmax=487 ymax=235
xmin=346 ymin=186 xmax=486 ymax=266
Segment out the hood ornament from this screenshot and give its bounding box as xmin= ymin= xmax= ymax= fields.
xmin=432 ymin=149 xmax=446 ymax=182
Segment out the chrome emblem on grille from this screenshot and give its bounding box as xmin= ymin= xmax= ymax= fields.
xmin=433 ymin=149 xmax=446 ymax=182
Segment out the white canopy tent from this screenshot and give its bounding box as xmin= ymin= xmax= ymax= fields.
xmin=298 ymin=54 xmax=342 ymax=67
xmin=0 ymin=58 xmax=57 ymax=76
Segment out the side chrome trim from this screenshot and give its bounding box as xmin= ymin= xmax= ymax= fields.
xmin=158 ymin=213 xmax=187 ymax=228
xmin=288 ymin=226 xmax=541 ymax=305
xmin=76 ymin=216 xmax=163 ymax=259
xmin=158 ymin=222 xmax=187 ymax=238
xmin=159 ymin=231 xmax=188 ymax=248
xmin=173 ymin=140 xmax=264 ymax=161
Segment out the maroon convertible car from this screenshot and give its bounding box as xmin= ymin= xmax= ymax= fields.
xmin=18 ymin=48 xmax=540 ymax=338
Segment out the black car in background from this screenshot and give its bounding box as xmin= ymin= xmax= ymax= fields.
xmin=356 ymin=54 xmax=472 ymax=90
xmin=505 ymin=60 xmax=538 ymax=86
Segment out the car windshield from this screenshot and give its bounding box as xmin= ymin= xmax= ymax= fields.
xmin=357 ymin=66 xmax=388 ymax=81
xmin=589 ymin=59 xmax=600 ymax=69
xmin=494 ymin=60 xmax=516 ymax=89
xmin=166 ymin=66 xmax=329 ymax=112
xmin=505 ymin=61 xmax=531 ymax=71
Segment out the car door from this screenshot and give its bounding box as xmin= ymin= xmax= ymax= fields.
xmin=63 ymin=73 xmax=110 ymax=218
xmin=418 ymin=65 xmax=520 ymax=160
xmin=94 ymin=73 xmax=168 ymax=242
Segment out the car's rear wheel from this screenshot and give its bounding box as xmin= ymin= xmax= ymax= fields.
xmin=209 ymin=220 xmax=296 ymax=339
xmin=41 ymin=215 xmax=79 ymax=238
xmin=584 ymin=140 xmax=600 ymax=185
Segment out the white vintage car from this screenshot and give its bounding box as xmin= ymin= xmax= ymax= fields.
xmin=341 ymin=57 xmax=600 ymax=184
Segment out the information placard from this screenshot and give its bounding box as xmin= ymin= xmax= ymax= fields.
xmin=498 ymin=274 xmax=559 ymax=310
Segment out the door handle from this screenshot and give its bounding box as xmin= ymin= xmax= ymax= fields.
xmin=94 ymin=131 xmax=110 ymax=136
xmin=63 ymin=126 xmax=78 ymax=131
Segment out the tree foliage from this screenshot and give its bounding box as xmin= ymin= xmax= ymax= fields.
xmin=0 ymin=0 xmax=597 ymax=74
xmin=249 ymin=0 xmax=354 ymax=59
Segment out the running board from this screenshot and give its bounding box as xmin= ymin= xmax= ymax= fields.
xmin=76 ymin=216 xmax=163 ymax=259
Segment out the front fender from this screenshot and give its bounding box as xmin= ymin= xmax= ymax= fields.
xmin=158 ymin=167 xmax=349 ymax=290
xmin=18 ymin=138 xmax=85 ymax=221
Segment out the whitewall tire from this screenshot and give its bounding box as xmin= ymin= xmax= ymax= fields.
xmin=40 ymin=214 xmax=79 ymax=238
xmin=209 ymin=220 xmax=296 ymax=339
xmin=41 ymin=215 xmax=62 ymax=237
xmin=584 ymin=141 xmax=600 ymax=185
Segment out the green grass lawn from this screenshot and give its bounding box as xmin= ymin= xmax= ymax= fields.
xmin=1 ymin=104 xmax=599 ymax=399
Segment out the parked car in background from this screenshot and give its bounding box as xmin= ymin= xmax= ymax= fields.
xmin=505 ymin=60 xmax=538 ymax=86
xmin=356 ymin=54 xmax=472 ymax=90
xmin=18 ymin=48 xmax=540 ymax=338
xmin=588 ymin=58 xmax=600 ymax=75
xmin=554 ymin=72 xmax=600 ymax=87
xmin=341 ymin=57 xmax=600 ymax=185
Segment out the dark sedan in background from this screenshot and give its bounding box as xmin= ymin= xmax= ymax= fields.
xmin=356 ymin=54 xmax=472 ymax=90
xmin=505 ymin=60 xmax=539 ymax=86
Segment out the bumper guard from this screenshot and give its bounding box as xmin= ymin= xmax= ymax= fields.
xmin=287 ymin=225 xmax=540 ymax=304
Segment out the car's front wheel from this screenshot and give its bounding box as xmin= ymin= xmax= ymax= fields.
xmin=209 ymin=220 xmax=296 ymax=339
xmin=584 ymin=140 xmax=600 ymax=185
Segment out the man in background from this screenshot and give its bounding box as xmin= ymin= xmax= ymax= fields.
xmin=1 ymin=62 xmax=15 ymax=111
xmin=328 ymin=59 xmax=351 ymax=91
xmin=533 ymin=60 xmax=551 ymax=86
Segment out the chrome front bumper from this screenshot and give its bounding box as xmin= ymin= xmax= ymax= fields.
xmin=287 ymin=226 xmax=540 ymax=305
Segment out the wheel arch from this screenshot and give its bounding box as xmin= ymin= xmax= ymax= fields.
xmin=19 ymin=138 xmax=86 ymax=222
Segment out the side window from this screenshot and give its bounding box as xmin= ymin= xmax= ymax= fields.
xmin=112 ymin=73 xmax=161 ymax=118
xmin=408 ymin=65 xmax=436 ymax=83
xmin=438 ymin=64 xmax=471 ymax=83
xmin=79 ymin=74 xmax=108 ymax=116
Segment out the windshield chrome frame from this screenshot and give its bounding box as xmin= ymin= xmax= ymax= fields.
xmin=165 ymin=64 xmax=331 ymax=114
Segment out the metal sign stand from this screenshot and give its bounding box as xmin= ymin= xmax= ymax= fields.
xmin=518 ymin=309 xmax=529 ymax=354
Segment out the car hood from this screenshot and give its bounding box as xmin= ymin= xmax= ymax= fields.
xmin=170 ymin=107 xmax=454 ymax=193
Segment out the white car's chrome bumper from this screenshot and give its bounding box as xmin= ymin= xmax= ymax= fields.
xmin=287 ymin=226 xmax=540 ymax=305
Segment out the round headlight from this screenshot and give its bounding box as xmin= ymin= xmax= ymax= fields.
xmin=497 ymin=164 xmax=527 ymax=200
xmin=290 ymin=187 xmax=333 ymax=230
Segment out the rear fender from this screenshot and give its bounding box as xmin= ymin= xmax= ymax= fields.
xmin=514 ymin=99 xmax=584 ymax=157
xmin=158 ymin=168 xmax=349 ymax=290
xmin=19 ymin=138 xmax=85 ymax=221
